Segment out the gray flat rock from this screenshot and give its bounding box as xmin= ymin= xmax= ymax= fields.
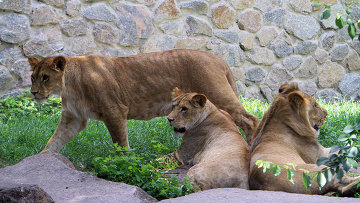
xmin=0 ymin=153 xmax=156 ymax=203
xmin=161 ymin=188 xmax=358 ymax=203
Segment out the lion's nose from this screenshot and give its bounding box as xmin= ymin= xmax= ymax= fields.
xmin=167 ymin=117 xmax=174 ymax=123
xmin=31 ymin=91 xmax=38 ymax=96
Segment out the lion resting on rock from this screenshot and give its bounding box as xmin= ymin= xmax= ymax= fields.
xmin=167 ymin=88 xmax=249 ymax=190
xmin=28 ymin=49 xmax=258 ymax=153
xmin=250 ymin=83 xmax=360 ymax=195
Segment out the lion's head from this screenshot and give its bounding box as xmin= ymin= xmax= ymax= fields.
xmin=28 ymin=56 xmax=67 ymax=101
xmin=251 ymin=84 xmax=328 ymax=151
xmin=167 ymin=88 xmax=209 ymax=137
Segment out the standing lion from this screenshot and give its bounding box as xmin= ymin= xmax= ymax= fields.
xmin=28 ymin=49 xmax=258 ymax=153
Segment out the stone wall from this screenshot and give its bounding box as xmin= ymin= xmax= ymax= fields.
xmin=0 ymin=0 xmax=360 ymax=101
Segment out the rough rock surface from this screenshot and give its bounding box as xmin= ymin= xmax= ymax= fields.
xmin=237 ymin=9 xmax=263 ymax=33
xmin=160 ymin=188 xmax=359 ymax=203
xmin=0 ymin=184 xmax=54 ymax=203
xmin=0 ymin=153 xmax=157 ymax=203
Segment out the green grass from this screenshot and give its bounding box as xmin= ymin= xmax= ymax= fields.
xmin=1 ymin=96 xmax=360 ymax=170
xmin=317 ymin=99 xmax=360 ymax=147
xmin=0 ymin=112 xmax=179 ymax=170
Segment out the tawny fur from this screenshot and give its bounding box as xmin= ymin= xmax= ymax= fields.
xmin=249 ymin=83 xmax=360 ymax=195
xmin=168 ymin=88 xmax=249 ymax=190
xmin=28 ymin=49 xmax=258 ymax=153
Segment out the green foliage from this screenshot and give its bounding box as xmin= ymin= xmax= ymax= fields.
xmin=312 ymin=0 xmax=360 ymax=40
xmin=92 ymin=145 xmax=197 ymax=200
xmin=0 ymin=91 xmax=62 ymax=121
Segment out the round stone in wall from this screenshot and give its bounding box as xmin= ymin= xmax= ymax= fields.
xmin=296 ymin=79 xmax=317 ymax=96
xmin=282 ymin=55 xmax=303 ymax=71
xmin=82 ymin=3 xmax=116 ymax=22
xmin=65 ymin=0 xmax=81 ymax=17
xmin=320 ymin=32 xmax=336 ymax=51
xmin=245 ymin=66 xmax=266 ymax=85
xmin=69 ymin=36 xmax=96 ymax=55
xmin=214 ymin=29 xmax=239 ymax=44
xmin=264 ymin=64 xmax=293 ymax=91
xmin=159 ymin=19 xmax=185 ymax=35
xmin=60 ymin=18 xmax=88 ymax=37
xmin=269 ymin=38 xmax=293 ymax=58
xmin=0 ymin=13 xmax=30 ymax=44
xmin=9 ymin=59 xmax=32 ymax=86
xmin=31 ymin=5 xmax=60 ymax=26
xmin=0 ymin=65 xmax=15 ymax=91
xmin=23 ymin=27 xmax=64 ymax=57
xmin=254 ymin=0 xmax=282 ymax=12
xmin=346 ymin=49 xmax=360 ymax=71
xmin=246 ymin=47 xmax=276 ymax=65
xmin=294 ymin=41 xmax=318 ymax=55
xmin=264 ymin=8 xmax=286 ymax=27
xmin=284 ymin=12 xmax=320 ymax=40
xmin=288 ymin=0 xmax=312 ymax=13
xmin=39 ymin=0 xmax=64 ymax=8
xmin=339 ymin=73 xmax=360 ymax=100
xmin=230 ymin=0 xmax=255 ymax=10
xmin=295 ymin=56 xmax=317 ymax=79
xmin=211 ymin=3 xmax=236 ymax=29
xmin=330 ymin=44 xmax=349 ymax=62
xmin=0 ymin=0 xmax=31 ymax=14
xmin=93 ymin=22 xmax=120 ymax=44
xmin=115 ymin=3 xmax=154 ymax=46
xmin=154 ymin=0 xmax=181 ymax=20
xmin=238 ymin=31 xmax=254 ymax=51
xmin=316 ymin=89 xmax=341 ymax=102
xmin=179 ymin=0 xmax=209 ymax=15
xmin=0 ymin=44 xmax=23 ymax=66
xmin=237 ymin=9 xmax=263 ymax=33
xmin=186 ymin=15 xmax=213 ymax=36
xmin=318 ymin=60 xmax=346 ymax=88
xmin=313 ymin=49 xmax=329 ymax=64
xmin=256 ymin=26 xmax=278 ymax=47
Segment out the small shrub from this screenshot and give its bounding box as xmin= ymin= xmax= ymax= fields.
xmin=0 ymin=91 xmax=61 ymax=122
xmin=92 ymin=144 xmax=197 ymax=200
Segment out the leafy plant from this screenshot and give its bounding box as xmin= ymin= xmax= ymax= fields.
xmin=312 ymin=0 xmax=360 ymax=40
xmin=0 ymin=91 xmax=62 ymax=122
xmin=256 ymin=117 xmax=360 ymax=194
xmin=92 ymin=144 xmax=197 ymax=200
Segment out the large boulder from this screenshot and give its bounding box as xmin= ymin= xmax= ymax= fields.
xmin=0 ymin=184 xmax=54 ymax=203
xmin=160 ymin=188 xmax=359 ymax=203
xmin=0 ymin=153 xmax=157 ymax=202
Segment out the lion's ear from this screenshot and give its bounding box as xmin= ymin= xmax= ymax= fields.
xmin=288 ymin=92 xmax=305 ymax=110
xmin=279 ymin=83 xmax=299 ymax=94
xmin=52 ymin=56 xmax=67 ymax=72
xmin=172 ymin=87 xmax=185 ymax=99
xmin=28 ymin=57 xmax=39 ymax=71
xmin=191 ymin=94 xmax=207 ymax=108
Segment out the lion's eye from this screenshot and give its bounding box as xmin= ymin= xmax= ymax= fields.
xmin=42 ymin=75 xmax=49 ymax=82
xmin=31 ymin=75 xmax=34 ymax=82
xmin=180 ymin=107 xmax=188 ymax=112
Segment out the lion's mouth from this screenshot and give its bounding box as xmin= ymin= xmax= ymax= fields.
xmin=313 ymin=124 xmax=319 ymax=131
xmin=174 ymin=127 xmax=186 ymax=133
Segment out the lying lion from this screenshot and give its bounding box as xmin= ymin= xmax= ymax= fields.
xmin=167 ymin=88 xmax=249 ymax=190
xmin=28 ymin=49 xmax=258 ymax=153
xmin=250 ymin=83 xmax=359 ymax=195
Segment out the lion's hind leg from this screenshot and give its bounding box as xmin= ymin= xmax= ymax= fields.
xmin=103 ymin=107 xmax=130 ymax=149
